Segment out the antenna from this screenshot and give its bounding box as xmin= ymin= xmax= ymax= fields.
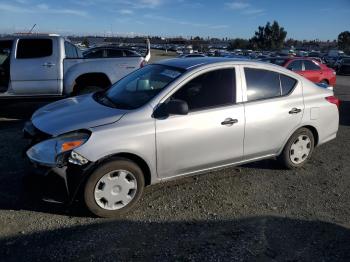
xmin=29 ymin=24 xmax=36 ymax=33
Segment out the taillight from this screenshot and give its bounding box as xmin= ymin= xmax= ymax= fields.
xmin=325 ymin=96 xmax=340 ymax=108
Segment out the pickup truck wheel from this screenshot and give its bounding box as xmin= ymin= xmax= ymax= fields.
xmin=84 ymin=158 xmax=145 ymax=218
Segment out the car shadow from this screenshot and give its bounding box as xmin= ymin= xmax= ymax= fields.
xmin=240 ymin=158 xmax=285 ymax=170
xmin=339 ymin=100 xmax=350 ymax=126
xmin=1 ymin=216 xmax=349 ymax=261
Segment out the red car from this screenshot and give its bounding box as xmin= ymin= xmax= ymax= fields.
xmin=262 ymin=57 xmax=336 ymax=86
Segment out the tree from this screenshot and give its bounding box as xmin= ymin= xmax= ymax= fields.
xmin=338 ymin=31 xmax=350 ymax=53
xmin=251 ymin=21 xmax=287 ymax=50
xmin=228 ymin=38 xmax=250 ymax=50
xmin=82 ymin=38 xmax=89 ymax=48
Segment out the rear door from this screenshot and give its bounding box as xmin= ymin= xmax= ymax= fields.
xmin=10 ymin=38 xmax=59 ymax=95
xmin=242 ymin=67 xmax=304 ymax=159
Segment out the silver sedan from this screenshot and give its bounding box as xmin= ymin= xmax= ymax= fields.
xmin=25 ymin=57 xmax=340 ymax=217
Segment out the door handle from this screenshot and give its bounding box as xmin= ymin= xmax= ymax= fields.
xmin=289 ymin=108 xmax=302 ymax=114
xmin=221 ymin=118 xmax=238 ymax=126
xmin=42 ymin=62 xmax=55 ymax=68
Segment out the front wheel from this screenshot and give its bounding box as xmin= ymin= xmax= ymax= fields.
xmin=84 ymin=158 xmax=145 ymax=218
xmin=279 ymin=128 xmax=315 ymax=169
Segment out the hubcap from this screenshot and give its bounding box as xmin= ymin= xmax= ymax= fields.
xmin=290 ymin=135 xmax=311 ymax=164
xmin=94 ymin=170 xmax=137 ymax=210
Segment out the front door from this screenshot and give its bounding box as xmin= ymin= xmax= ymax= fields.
xmin=10 ymin=38 xmax=59 ymax=95
xmin=155 ymin=67 xmax=245 ymax=178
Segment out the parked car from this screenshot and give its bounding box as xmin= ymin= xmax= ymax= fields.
xmin=334 ymin=57 xmax=350 ymax=75
xmin=0 ymin=34 xmax=150 ymax=97
xmin=83 ymin=46 xmax=142 ymax=59
xmin=262 ymin=57 xmax=336 ymax=86
xmin=24 ymin=58 xmax=339 ymax=217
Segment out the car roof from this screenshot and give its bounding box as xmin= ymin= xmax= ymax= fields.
xmin=156 ymin=57 xmax=252 ymax=70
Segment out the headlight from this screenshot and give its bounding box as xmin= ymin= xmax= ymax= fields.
xmin=26 ymin=131 xmax=90 ymax=167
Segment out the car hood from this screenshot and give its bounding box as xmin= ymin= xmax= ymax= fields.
xmin=31 ymin=94 xmax=127 ymax=136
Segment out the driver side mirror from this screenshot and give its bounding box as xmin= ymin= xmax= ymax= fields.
xmin=166 ymin=99 xmax=189 ymax=115
xmin=153 ymin=99 xmax=189 ymax=118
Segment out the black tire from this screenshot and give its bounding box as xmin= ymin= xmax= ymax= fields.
xmin=84 ymin=158 xmax=145 ymax=218
xmin=279 ymin=128 xmax=315 ymax=169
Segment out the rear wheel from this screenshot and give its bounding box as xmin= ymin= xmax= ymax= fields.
xmin=84 ymin=158 xmax=145 ymax=217
xmin=279 ymin=128 xmax=315 ymax=169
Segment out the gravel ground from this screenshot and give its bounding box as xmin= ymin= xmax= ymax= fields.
xmin=0 ymin=74 xmax=349 ymax=261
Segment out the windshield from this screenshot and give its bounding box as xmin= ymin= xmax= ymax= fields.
xmin=100 ymin=64 xmax=185 ymax=109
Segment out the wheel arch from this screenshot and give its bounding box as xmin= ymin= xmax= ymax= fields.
xmin=278 ymin=124 xmax=320 ymax=156
xmin=302 ymin=125 xmax=319 ymax=146
xmin=93 ymin=152 xmax=152 ymax=186
xmin=72 ymin=73 xmax=112 ymax=95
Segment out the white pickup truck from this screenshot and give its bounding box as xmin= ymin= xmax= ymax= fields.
xmin=0 ymin=34 xmax=150 ymax=98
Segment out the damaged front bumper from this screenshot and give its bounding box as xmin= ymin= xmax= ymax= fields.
xmin=26 ymin=160 xmax=94 ymax=205
xmin=23 ymin=121 xmax=94 ymax=205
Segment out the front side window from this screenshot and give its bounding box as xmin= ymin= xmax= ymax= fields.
xmin=100 ymin=65 xmax=185 ymax=109
xmin=303 ymin=60 xmax=321 ymax=71
xmin=172 ymin=68 xmax=236 ymax=111
xmin=16 ymin=39 xmax=52 ymax=59
xmin=245 ymin=68 xmax=297 ymax=101
xmin=287 ymin=60 xmax=303 ymax=71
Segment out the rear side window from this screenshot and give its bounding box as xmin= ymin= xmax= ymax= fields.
xmin=16 ymin=39 xmax=52 ymax=59
xmin=287 ymin=60 xmax=303 ymax=71
xmin=280 ymin=74 xmax=297 ymax=95
xmin=107 ymin=49 xmax=123 ymax=57
xmin=245 ymin=68 xmax=280 ymax=101
xmin=84 ymin=50 xmax=104 ymax=58
xmin=65 ymin=41 xmax=78 ymax=58
xmin=245 ymin=68 xmax=297 ymax=101
xmin=172 ymin=68 xmax=236 ymax=111
xmin=303 ymin=60 xmax=320 ymax=71
xmin=124 ymin=50 xmax=138 ymax=56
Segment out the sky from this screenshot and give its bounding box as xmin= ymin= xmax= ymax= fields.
xmin=0 ymin=0 xmax=349 ymax=40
